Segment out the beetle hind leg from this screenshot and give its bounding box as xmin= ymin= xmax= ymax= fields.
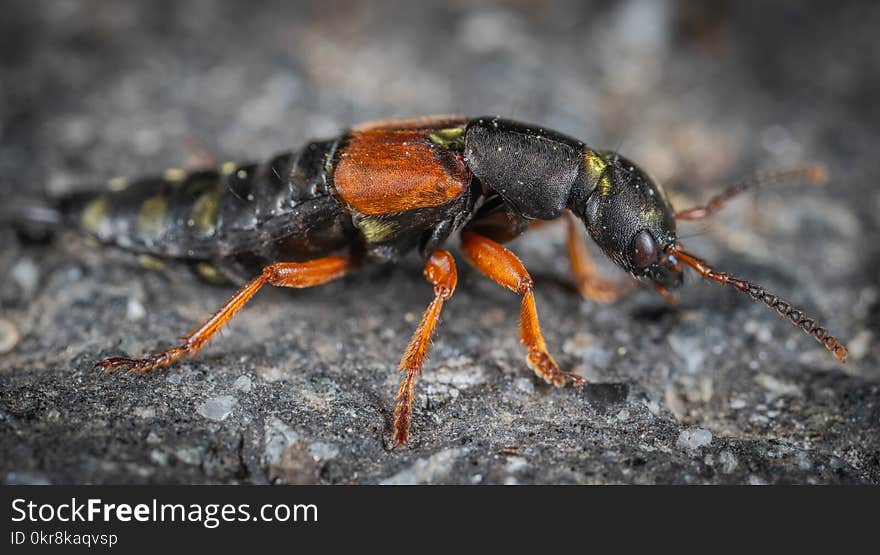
xmin=94 ymin=256 xmax=353 ymax=376
xmin=392 ymin=250 xmax=457 ymax=447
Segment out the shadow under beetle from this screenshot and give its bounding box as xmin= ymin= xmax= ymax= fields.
xmin=56 ymin=115 xmax=846 ymax=446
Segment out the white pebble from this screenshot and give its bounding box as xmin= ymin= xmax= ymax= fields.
xmin=11 ymin=258 xmax=39 ymax=297
xmin=677 ymin=427 xmax=713 ymax=450
xmin=126 ymin=297 xmax=146 ymax=321
xmin=847 ymin=330 xmax=872 ymax=361
xmin=514 ymin=377 xmax=534 ymax=394
xmin=233 ymin=375 xmax=253 ymax=392
xmin=719 ymin=450 xmax=738 ymax=473
xmin=198 ymin=395 xmax=237 ymax=421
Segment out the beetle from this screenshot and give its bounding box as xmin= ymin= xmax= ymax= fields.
xmin=52 ymin=115 xmax=847 ymax=446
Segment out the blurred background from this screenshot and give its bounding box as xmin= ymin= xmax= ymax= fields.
xmin=0 ymin=0 xmax=877 ymax=484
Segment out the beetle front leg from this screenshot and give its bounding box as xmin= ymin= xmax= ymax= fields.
xmin=461 ymin=231 xmax=584 ymax=388
xmin=95 ymin=256 xmax=353 ymax=375
xmin=392 ymin=250 xmax=457 ymax=447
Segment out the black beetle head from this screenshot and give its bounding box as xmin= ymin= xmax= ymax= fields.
xmin=569 ymin=150 xmax=683 ymax=289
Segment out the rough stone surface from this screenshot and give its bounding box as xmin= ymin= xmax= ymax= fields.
xmin=1 ymin=1 xmax=878 ymax=484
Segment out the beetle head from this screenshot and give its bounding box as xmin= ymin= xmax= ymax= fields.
xmin=569 ymin=150 xmax=683 ymax=290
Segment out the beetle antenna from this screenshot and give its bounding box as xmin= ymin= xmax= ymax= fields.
xmin=668 ymin=244 xmax=848 ymax=362
xmin=676 ymin=163 xmax=828 ymax=221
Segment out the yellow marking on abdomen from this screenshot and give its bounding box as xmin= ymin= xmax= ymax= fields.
xmin=195 ymin=262 xmax=229 ymax=284
xmin=220 ymin=161 xmax=237 ymax=176
xmin=190 ymin=189 xmax=220 ymax=231
xmin=108 ymin=177 xmax=129 ymax=191
xmin=163 ymin=168 xmax=187 ymax=182
xmin=81 ymin=197 xmax=109 ymax=234
xmin=138 ymin=194 xmax=168 ymax=235
xmin=138 ymin=254 xmax=165 ymax=271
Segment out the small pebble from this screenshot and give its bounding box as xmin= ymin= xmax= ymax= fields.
xmin=846 ymin=330 xmax=872 ymax=361
xmin=126 ymin=297 xmax=146 ymax=321
xmin=504 ymin=456 xmax=529 ymax=473
xmin=755 ymin=374 xmax=801 ymax=397
xmin=677 ymin=428 xmax=713 ymax=450
xmin=233 ymin=375 xmax=253 ymax=392
xmin=198 ymin=395 xmax=237 ymax=421
xmin=514 ymin=377 xmax=534 ymax=394
xmin=150 ymin=450 xmax=168 ymax=465
xmin=175 ymin=447 xmax=203 ymax=465
xmin=0 ymin=319 xmax=20 ymax=354
xmin=380 ymin=448 xmax=465 ymax=485
xmin=719 ymin=450 xmax=739 ymax=474
xmin=11 ymin=258 xmax=39 ymax=298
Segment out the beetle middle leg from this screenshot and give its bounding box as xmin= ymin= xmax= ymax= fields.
xmin=563 ymin=211 xmax=633 ymax=302
xmin=392 ymin=249 xmax=457 ymax=446
xmin=94 ymin=256 xmax=353 ymax=375
xmin=461 ymin=231 xmax=585 ymax=388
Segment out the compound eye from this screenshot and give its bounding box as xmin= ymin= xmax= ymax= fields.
xmin=631 ymin=230 xmax=658 ymax=271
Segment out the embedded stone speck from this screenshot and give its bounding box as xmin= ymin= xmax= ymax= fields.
xmin=233 ymin=375 xmax=253 ymax=392
xmin=380 ymin=448 xmax=466 ymax=485
xmin=677 ymin=428 xmax=713 ymax=450
xmin=198 ymin=396 xmax=237 ymax=421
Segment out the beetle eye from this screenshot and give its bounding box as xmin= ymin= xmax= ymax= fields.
xmin=631 ymin=230 xmax=658 ymax=270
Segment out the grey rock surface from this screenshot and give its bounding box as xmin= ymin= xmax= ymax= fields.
xmin=1 ymin=0 xmax=878 ymax=484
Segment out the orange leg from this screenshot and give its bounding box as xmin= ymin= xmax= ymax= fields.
xmin=563 ymin=211 xmax=633 ymax=303
xmin=460 ymin=231 xmax=584 ymax=388
xmin=393 ymin=250 xmax=457 ymax=446
xmin=95 ymin=256 xmax=352 ymax=375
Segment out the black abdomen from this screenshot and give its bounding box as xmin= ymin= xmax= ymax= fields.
xmin=66 ymin=139 xmax=355 ymax=270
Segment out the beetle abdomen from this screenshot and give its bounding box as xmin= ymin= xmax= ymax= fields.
xmin=65 ymin=139 xmax=353 ymax=261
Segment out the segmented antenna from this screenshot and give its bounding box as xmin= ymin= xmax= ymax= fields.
xmin=669 ymin=245 xmax=847 ymax=362
xmin=675 ymin=164 xmax=828 ymax=220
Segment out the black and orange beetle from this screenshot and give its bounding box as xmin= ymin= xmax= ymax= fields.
xmin=52 ymin=115 xmax=847 ymax=446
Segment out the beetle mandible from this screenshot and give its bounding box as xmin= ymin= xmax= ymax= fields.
xmin=58 ymin=115 xmax=846 ymax=446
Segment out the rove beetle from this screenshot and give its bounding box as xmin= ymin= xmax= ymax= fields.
xmin=52 ymin=115 xmax=847 ymax=446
